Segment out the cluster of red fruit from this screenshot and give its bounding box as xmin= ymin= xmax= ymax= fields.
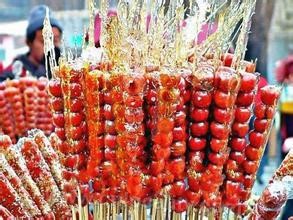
xmin=49 ymin=63 xmax=90 ymax=207
xmin=250 ymin=147 xmax=293 ymax=219
xmin=0 ymin=130 xmax=70 ymax=219
xmin=120 ymin=73 xmax=147 ymax=203
xmin=46 ymin=54 xmax=280 ymax=215
xmin=149 ymin=70 xmax=187 ymax=212
xmin=250 ymin=181 xmax=288 ymax=220
xmin=0 ymin=77 xmax=53 ymax=143
xmin=222 ymin=61 xmax=259 ymax=214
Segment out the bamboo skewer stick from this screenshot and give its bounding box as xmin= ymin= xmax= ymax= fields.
xmin=93 ymin=202 xmax=97 ymax=220
xmin=143 ymin=204 xmax=147 ymax=220
xmin=112 ymin=202 xmax=117 ymax=220
xmin=71 ymin=206 xmax=76 ymax=220
xmin=200 ymin=206 xmax=205 ymax=220
xmin=159 ymin=198 xmax=164 ymax=220
xmin=100 ymin=203 xmax=103 ymax=220
xmin=107 ymin=203 xmax=110 ymax=220
xmin=208 ymin=208 xmax=214 ymax=220
xmin=195 ymin=208 xmax=199 ymax=220
xmin=151 ymin=199 xmax=157 ymax=220
xmin=77 ymin=187 xmax=84 ymax=220
xmin=83 ymin=204 xmax=88 ymax=220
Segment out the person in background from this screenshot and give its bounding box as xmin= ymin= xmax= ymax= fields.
xmin=275 ymin=55 xmax=293 ymax=158
xmin=0 ymin=5 xmax=62 ymax=81
xmin=275 ymin=55 xmax=293 ymax=220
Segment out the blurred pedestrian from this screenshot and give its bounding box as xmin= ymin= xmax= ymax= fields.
xmin=0 ymin=4 xmax=62 ymax=81
xmin=275 ymin=54 xmax=293 ymax=220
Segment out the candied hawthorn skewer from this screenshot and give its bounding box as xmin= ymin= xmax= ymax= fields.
xmin=250 ymin=149 xmax=293 ymax=219
xmin=122 ymin=72 xmax=149 ymax=204
xmin=20 ymin=137 xmax=71 ymax=219
xmin=168 ymin=68 xmax=192 ymax=214
xmin=66 ymin=64 xmax=91 ymax=215
xmin=20 ymin=77 xmax=39 ymax=132
xmin=0 ymin=89 xmax=15 ymax=142
xmin=61 ymin=64 xmax=89 ymax=175
xmin=167 ymin=69 xmax=192 ymax=213
xmin=186 ymin=63 xmax=215 ymax=212
xmin=0 ymin=135 xmax=53 ymax=217
xmin=249 ymin=181 xmax=287 ymax=220
xmin=0 ymin=154 xmax=41 ymax=217
xmin=84 ymin=70 xmax=106 ymax=204
xmin=36 ymin=77 xmax=53 ymax=135
xmin=51 ymin=63 xmax=90 ymax=206
xmin=233 ymin=85 xmax=281 ymax=215
xmin=152 ymin=71 xmax=182 ymax=212
xmin=48 ymin=71 xmax=78 ymax=205
xmin=23 ymin=87 xmax=38 ymax=131
xmin=103 ymin=73 xmax=125 ymax=204
xmin=4 ymin=81 xmax=26 ymax=137
xmin=29 ymin=129 xmax=64 ymax=192
xmin=0 ymin=204 xmax=14 ymax=219
xmin=144 ymin=70 xmax=163 ymax=201
xmin=0 ymin=172 xmax=30 ymax=218
xmin=48 ymin=77 xmax=65 ymax=141
xmin=272 ymin=147 xmax=293 ymax=181
xmin=223 ymin=70 xmax=258 ymax=209
xmin=202 ymin=65 xmax=240 ymax=209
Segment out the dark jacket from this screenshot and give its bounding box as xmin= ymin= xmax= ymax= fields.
xmin=0 ymin=53 xmax=48 ymax=81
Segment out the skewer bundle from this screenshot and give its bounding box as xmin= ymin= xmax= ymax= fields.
xmin=43 ymin=0 xmax=283 ymax=219
xmin=0 ymin=0 xmax=290 ymax=219
xmin=0 ymin=77 xmax=53 ymax=142
xmin=0 ymin=131 xmax=70 ymax=219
